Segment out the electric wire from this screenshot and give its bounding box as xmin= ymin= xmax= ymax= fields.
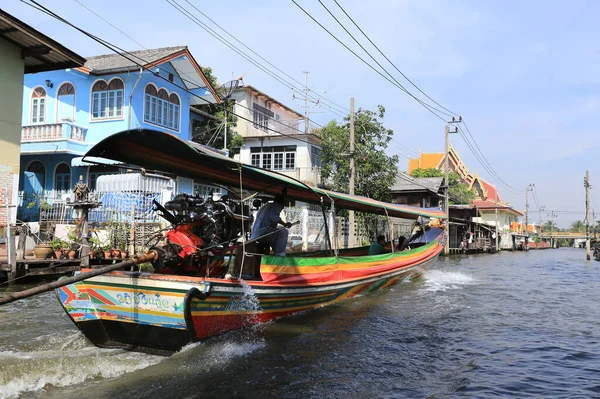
xmin=22 ymin=0 xmax=323 ymax=148
xmin=290 ymin=0 xmax=450 ymax=123
xmin=294 ymin=0 xmax=524 ymax=195
xmin=73 ymin=0 xmax=328 ymax=137
xmin=331 ymin=0 xmax=458 ymax=117
xmin=167 ymin=0 xmax=348 ymax=119
xmin=182 ymin=0 xmax=349 ymax=116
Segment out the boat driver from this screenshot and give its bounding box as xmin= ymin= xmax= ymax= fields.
xmin=369 ymin=235 xmax=387 ymax=255
xmin=250 ymin=195 xmax=292 ymax=256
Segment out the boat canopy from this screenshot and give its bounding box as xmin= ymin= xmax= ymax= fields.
xmin=83 ymin=129 xmax=446 ymax=220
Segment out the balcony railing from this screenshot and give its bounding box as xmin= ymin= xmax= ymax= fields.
xmin=22 ymin=122 xmax=87 ymax=142
xmin=275 ymin=166 xmax=321 ymax=186
xmin=243 ymin=118 xmax=302 ymax=137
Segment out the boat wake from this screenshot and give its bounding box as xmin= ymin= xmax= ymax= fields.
xmin=421 ymin=269 xmax=477 ymax=292
xmin=0 ymin=330 xmax=163 ymax=399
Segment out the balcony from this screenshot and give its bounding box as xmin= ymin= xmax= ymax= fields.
xmin=277 ymin=166 xmax=321 ymax=186
xmin=242 ymin=118 xmax=301 ymax=138
xmin=22 ymin=122 xmax=87 ymax=143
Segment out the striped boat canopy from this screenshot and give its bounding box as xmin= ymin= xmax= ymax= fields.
xmin=84 ymin=129 xmax=446 ymax=220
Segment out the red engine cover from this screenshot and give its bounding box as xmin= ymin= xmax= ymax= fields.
xmin=165 ymin=224 xmax=204 ymax=260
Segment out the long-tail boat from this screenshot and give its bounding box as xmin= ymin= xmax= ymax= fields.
xmin=56 ymin=129 xmax=446 ymax=355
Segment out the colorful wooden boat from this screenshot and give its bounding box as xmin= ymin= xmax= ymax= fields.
xmin=55 ymin=129 xmax=446 ymax=354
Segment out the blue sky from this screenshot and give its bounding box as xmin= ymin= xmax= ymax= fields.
xmin=6 ymin=0 xmax=600 ymax=228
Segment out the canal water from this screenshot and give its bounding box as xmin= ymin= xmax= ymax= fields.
xmin=1 ymin=248 xmax=599 ymax=398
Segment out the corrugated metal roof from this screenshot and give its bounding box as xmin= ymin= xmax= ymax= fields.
xmin=96 ymin=173 xmax=175 ymax=193
xmin=0 ymin=10 xmax=85 ymax=73
xmin=391 ymin=173 xmax=443 ymax=193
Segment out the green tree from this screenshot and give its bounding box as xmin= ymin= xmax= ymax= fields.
xmin=448 ymin=172 xmax=475 ymax=205
xmin=410 ymin=168 xmax=443 ymax=178
xmin=570 ymin=220 xmax=585 ymax=233
xmin=191 ymin=66 xmax=242 ymax=155
xmin=319 ymin=105 xmax=399 ymax=202
xmin=409 ymin=168 xmax=474 ymax=204
xmin=543 ymin=220 xmax=557 ymax=232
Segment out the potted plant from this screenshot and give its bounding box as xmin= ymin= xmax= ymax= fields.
xmin=88 ymin=235 xmax=102 ymax=260
xmin=102 ymin=244 xmax=113 ymax=260
xmin=51 ymin=238 xmax=66 ymax=259
xmin=66 ymin=226 xmax=80 ymax=260
xmin=34 ymin=242 xmax=54 ymax=259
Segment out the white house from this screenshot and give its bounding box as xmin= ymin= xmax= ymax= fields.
xmin=232 ymin=85 xmax=322 ymax=186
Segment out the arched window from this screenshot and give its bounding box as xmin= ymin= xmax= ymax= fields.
xmin=91 ymin=78 xmax=124 ymax=119
xmin=31 ymin=87 xmax=46 ymax=124
xmin=23 ymin=161 xmax=46 ymax=194
xmin=169 ymin=93 xmax=180 ymax=130
xmin=57 ymin=82 xmax=75 ymax=122
xmin=54 ymin=163 xmax=71 ymax=191
xmin=143 ymin=84 xmax=180 ymax=131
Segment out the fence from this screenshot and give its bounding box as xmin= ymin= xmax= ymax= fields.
xmin=17 ymin=190 xmax=164 ymax=225
xmin=282 ymin=208 xmax=414 ymax=251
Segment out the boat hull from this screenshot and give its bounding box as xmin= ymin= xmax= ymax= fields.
xmin=56 ymin=240 xmax=442 ymax=354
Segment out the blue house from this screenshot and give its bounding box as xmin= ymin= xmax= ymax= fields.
xmin=20 ymin=46 xmax=220 ymax=198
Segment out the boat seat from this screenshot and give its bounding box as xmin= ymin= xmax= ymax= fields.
xmin=230 ymin=242 xmax=263 ymax=279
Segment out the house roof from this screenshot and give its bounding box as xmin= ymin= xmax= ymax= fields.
xmin=472 ymin=199 xmax=524 ymax=216
xmin=236 ymin=85 xmax=303 ymax=118
xmin=391 ymin=173 xmax=443 ymax=194
xmin=83 ymin=46 xmax=186 ymax=73
xmin=80 ymin=46 xmax=220 ymax=103
xmin=470 ymin=174 xmax=503 ymax=203
xmin=407 ymin=152 xmax=443 ymax=173
xmin=0 ymin=10 xmax=86 ymax=73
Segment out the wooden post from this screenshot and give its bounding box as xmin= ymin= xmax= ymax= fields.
xmin=130 ymin=205 xmax=136 ymax=255
xmin=79 ymin=208 xmax=90 ymax=268
xmin=586 ymin=170 xmax=591 ymax=260
xmin=16 ymin=226 xmax=26 ymax=260
xmin=444 ymin=125 xmax=449 ymax=255
xmin=8 ymin=231 xmax=16 ymax=284
xmin=348 ymin=97 xmax=355 ymax=249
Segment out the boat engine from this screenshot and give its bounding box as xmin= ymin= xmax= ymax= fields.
xmin=149 ymin=193 xmax=252 ymax=274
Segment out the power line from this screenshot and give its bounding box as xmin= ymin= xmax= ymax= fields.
xmin=68 ymin=0 xmax=326 ymax=140
xmin=181 ymin=0 xmax=349 ymax=116
xmin=331 ymin=0 xmax=458 ymax=117
xmin=166 ymin=0 xmax=348 ymax=119
xmin=459 ymin=119 xmax=524 ymax=194
xmin=293 ymin=0 xmax=524 ymax=195
xmin=22 ymin=0 xmax=320 ymax=148
xmin=71 ymin=0 xmax=145 ymax=49
xmin=291 ymin=0 xmax=451 ymax=123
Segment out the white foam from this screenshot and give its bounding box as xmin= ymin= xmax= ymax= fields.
xmin=421 ymin=269 xmax=476 ymax=292
xmin=0 ymin=331 xmax=163 ymax=399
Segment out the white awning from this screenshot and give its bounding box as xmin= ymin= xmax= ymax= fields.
xmin=71 ymin=156 xmax=122 ymax=167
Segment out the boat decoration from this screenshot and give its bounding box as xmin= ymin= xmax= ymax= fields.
xmin=54 ymin=129 xmax=446 ymax=354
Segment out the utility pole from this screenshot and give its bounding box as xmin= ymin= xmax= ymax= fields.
xmin=593 ymin=210 xmax=597 ymax=240
xmin=293 ymin=71 xmax=319 ymax=135
xmin=585 ymin=170 xmax=591 ymax=260
xmin=548 ymin=210 xmax=556 ymax=248
xmin=539 ymin=205 xmax=545 ymax=244
xmin=495 ymin=189 xmax=499 ymax=253
xmin=348 ymin=97 xmax=355 ymax=248
xmin=444 ymin=117 xmax=460 ymax=255
xmin=223 ymin=100 xmax=228 ymax=150
xmin=525 ymin=184 xmax=533 ymax=251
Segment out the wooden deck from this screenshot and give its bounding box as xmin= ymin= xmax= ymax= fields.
xmin=0 ymin=256 xmax=82 ymax=281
